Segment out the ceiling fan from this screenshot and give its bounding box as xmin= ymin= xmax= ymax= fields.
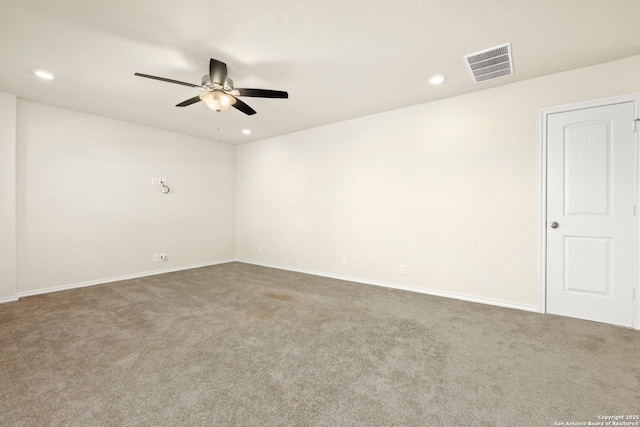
xmin=134 ymin=58 xmax=288 ymax=116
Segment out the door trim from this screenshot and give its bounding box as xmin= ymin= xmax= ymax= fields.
xmin=538 ymin=93 xmax=640 ymax=330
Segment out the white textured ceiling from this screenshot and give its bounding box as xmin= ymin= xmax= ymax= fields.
xmin=1 ymin=0 xmax=640 ymax=144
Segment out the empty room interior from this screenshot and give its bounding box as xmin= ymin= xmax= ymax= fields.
xmin=2 ymin=1 xmax=640 ymax=425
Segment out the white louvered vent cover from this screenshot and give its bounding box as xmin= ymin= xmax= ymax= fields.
xmin=464 ymin=43 xmax=513 ymax=83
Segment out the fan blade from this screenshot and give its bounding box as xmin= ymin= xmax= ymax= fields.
xmin=134 ymin=73 xmax=201 ymax=88
xmin=176 ymin=96 xmax=202 ymax=107
xmin=230 ymin=88 xmax=288 ymax=99
xmin=232 ymin=97 xmax=256 ymax=115
xmin=209 ymin=59 xmax=228 ymax=85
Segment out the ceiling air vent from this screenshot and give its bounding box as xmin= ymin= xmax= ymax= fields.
xmin=464 ymin=43 xmax=513 ymax=83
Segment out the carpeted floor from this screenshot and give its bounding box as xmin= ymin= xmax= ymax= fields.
xmin=1 ymin=262 xmax=638 ymax=426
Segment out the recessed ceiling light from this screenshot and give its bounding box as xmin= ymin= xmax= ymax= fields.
xmin=242 ymin=129 xmax=251 ymax=135
xmin=429 ymin=75 xmax=445 ymax=85
xmin=34 ymin=70 xmax=55 ymax=80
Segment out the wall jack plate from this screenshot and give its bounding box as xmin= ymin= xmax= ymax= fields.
xmin=159 ymin=254 xmax=168 ymax=261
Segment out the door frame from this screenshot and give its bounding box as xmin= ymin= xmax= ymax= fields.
xmin=538 ymin=93 xmax=640 ymax=330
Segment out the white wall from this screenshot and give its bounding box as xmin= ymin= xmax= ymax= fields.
xmin=8 ymin=55 xmax=640 ymax=307
xmin=16 ymin=101 xmax=235 ymax=295
xmin=236 ymin=55 xmax=640 ymax=309
xmin=0 ymin=92 xmax=17 ymax=302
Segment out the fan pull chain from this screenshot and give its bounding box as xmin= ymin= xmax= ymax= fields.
xmin=216 ymin=111 xmax=222 ymax=143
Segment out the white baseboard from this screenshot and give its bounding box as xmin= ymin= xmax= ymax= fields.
xmin=235 ymin=258 xmax=539 ymax=313
xmin=9 ymin=258 xmax=539 ymax=314
xmin=0 ymin=295 xmax=19 ymax=304
xmin=16 ymin=259 xmax=235 ymax=299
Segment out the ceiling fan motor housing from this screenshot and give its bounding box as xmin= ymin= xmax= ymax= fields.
xmin=201 ymin=74 xmax=233 ymax=91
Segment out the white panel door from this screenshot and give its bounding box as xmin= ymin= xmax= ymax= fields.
xmin=547 ymin=102 xmax=635 ymax=327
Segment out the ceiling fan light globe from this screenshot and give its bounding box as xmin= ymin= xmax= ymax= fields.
xmin=199 ymin=91 xmax=236 ymax=112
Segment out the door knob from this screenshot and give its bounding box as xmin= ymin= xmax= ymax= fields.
xmin=550 ymin=221 xmax=559 ymax=229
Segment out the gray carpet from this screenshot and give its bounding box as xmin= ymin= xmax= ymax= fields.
xmin=1 ymin=262 xmax=638 ymax=426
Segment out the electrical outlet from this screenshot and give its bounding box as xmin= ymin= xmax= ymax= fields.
xmin=152 ymin=254 xmax=158 ymax=262
xmin=400 ymin=264 xmax=407 ymax=275
xmin=159 ymin=178 xmax=167 ymax=185
xmin=259 ymin=246 xmax=263 ymax=254
xmin=159 ymin=254 xmax=168 ymax=261
xmin=151 ymin=177 xmax=157 ymax=185
xmin=341 ymin=258 xmax=347 ymax=267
